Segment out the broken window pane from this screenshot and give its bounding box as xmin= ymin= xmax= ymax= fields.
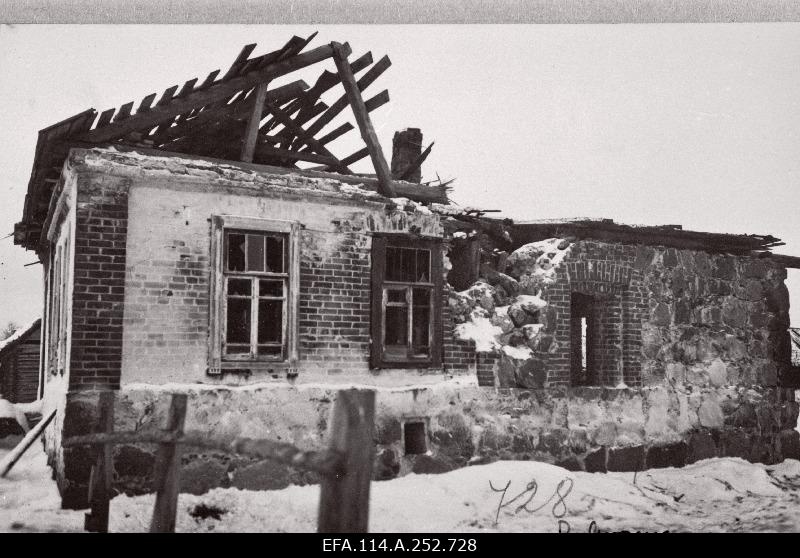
xmin=266 ymin=236 xmax=285 ymax=273
xmin=416 ymin=249 xmax=430 ymax=282
xmin=226 ymin=297 xmax=250 ymax=345
xmin=227 ymin=233 xmax=246 ymax=271
xmin=259 ymin=279 xmax=283 ymax=297
xmin=228 ymin=278 xmax=251 ymax=296
xmin=385 ymin=305 xmax=408 ymax=347
xmin=385 ymin=247 xmax=432 ymax=283
xmin=247 ymin=234 xmax=265 ymax=272
xmin=258 ymin=299 xmax=283 ymax=344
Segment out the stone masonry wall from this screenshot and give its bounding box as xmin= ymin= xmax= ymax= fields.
xmin=59 ymin=379 xmax=799 ymax=504
xmin=484 ymin=239 xmax=791 ymax=391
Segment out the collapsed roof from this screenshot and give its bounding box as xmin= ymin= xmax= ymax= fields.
xmin=15 ymin=33 xmax=448 ymax=250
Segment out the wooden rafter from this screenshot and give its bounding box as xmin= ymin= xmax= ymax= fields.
xmin=302 ymin=55 xmax=392 ymax=144
xmin=262 ymin=102 xmax=350 ymax=174
xmin=240 ymin=82 xmax=270 ymax=162
xmin=17 ymin=33 xmax=420 ymax=250
xmin=154 ymin=80 xmax=308 ymax=146
xmin=76 ymin=42 xmax=348 ymax=144
xmin=331 ymin=42 xmax=394 ymax=197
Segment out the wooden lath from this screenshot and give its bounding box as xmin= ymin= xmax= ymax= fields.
xmin=78 ymin=41 xmax=343 ymax=145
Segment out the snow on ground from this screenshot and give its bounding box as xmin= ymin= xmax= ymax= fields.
xmin=4 ymin=441 xmax=800 ymax=532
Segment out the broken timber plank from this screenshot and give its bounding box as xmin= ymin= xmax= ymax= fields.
xmin=149 ymin=393 xmax=187 ymax=533
xmin=318 ymin=389 xmax=375 ymax=533
xmin=253 ymin=144 xmax=338 ymax=166
xmin=304 ymin=54 xmax=391 ymax=141
xmin=317 ymin=122 xmax=354 ymax=145
xmin=154 ymin=80 xmax=307 ymax=145
xmin=263 ymin=101 xmax=351 ymax=174
xmin=331 ymin=42 xmax=395 ymax=197
xmin=84 ymin=391 xmax=114 ymax=533
xmin=0 ymin=408 xmax=56 ymax=478
xmin=77 ymin=43 xmax=346 ymax=144
xmin=397 ymin=141 xmax=434 ymax=181
xmin=240 ymin=82 xmax=270 ymax=162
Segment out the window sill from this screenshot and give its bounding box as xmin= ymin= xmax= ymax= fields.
xmin=209 ymin=360 xmax=298 ymax=376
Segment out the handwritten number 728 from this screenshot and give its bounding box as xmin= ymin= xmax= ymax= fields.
xmin=489 ymin=477 xmax=574 ymax=526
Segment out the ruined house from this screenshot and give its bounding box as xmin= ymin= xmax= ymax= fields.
xmin=12 ymin=34 xmax=800 ymax=508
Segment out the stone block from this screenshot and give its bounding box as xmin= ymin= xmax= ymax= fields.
xmin=779 ymin=429 xmax=800 ymax=460
xmin=508 ymin=303 xmax=537 ymax=327
xmin=646 ymin=442 xmax=687 ymax=469
xmin=698 ymin=396 xmax=724 ymax=428
xmin=516 ymin=358 xmax=547 ymax=389
xmin=182 ymin=456 xmax=232 ymax=494
xmin=584 ymin=448 xmax=607 ymax=473
xmin=719 ymin=430 xmax=751 ymax=459
xmin=687 ymin=430 xmax=717 ymax=463
xmin=607 ymin=446 xmax=645 ymax=472
xmin=592 ymin=421 xmax=618 ymax=446
xmin=412 ymin=454 xmax=455 ymax=474
xmin=707 ymin=359 xmax=727 ymax=387
xmin=556 ymin=456 xmax=583 ymax=472
xmin=651 ymin=303 xmax=672 ymax=327
xmin=374 ymin=448 xmax=400 ymax=480
xmin=375 ymin=416 xmax=402 ymax=445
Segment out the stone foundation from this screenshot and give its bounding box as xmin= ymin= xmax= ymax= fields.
xmin=55 ymin=379 xmax=799 ymax=507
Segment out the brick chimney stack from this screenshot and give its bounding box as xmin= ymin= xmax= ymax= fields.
xmin=391 ymin=128 xmax=423 ymax=183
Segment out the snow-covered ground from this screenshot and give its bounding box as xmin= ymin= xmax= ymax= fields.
xmin=3 ymin=441 xmax=800 ymax=532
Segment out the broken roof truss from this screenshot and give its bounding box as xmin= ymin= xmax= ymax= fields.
xmin=17 ymin=33 xmax=444 ymax=250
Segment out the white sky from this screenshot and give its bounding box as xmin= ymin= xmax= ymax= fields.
xmin=0 ymin=23 xmax=798 ymax=327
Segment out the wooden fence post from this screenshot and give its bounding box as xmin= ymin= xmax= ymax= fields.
xmin=318 ymin=389 xmax=375 ymax=533
xmin=85 ymin=390 xmax=114 ymax=533
xmin=149 ymin=393 xmax=187 ymax=533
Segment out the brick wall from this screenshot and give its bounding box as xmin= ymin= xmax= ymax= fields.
xmin=543 ymin=242 xmax=646 ymax=388
xmin=115 ymin=169 xmax=455 ymax=385
xmin=442 ymin=287 xmax=478 ymax=378
xmin=298 ymin=230 xmax=372 ymax=373
xmin=69 ymin=173 xmax=130 ymax=390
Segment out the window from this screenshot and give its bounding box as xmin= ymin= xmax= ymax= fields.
xmin=46 ymin=230 xmax=71 ymax=377
xmin=209 ymin=216 xmax=299 ymax=374
xmin=371 ymin=235 xmax=442 ymax=368
xmin=403 ymin=420 xmax=428 ymax=455
xmin=570 ymin=292 xmax=597 ymax=386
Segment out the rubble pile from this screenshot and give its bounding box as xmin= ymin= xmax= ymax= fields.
xmin=451 ymin=238 xmax=573 ymax=387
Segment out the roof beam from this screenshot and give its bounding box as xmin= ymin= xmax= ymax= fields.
xmin=153 ymin=80 xmax=307 ymax=146
xmin=240 ymin=82 xmax=269 ymax=162
xmin=331 ymin=42 xmax=394 ymax=197
xmin=263 ymin=101 xmax=350 ymax=174
xmin=76 ymin=42 xmax=346 ymax=144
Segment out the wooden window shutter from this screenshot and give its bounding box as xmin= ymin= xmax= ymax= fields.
xmin=370 ymin=235 xmax=387 ymax=369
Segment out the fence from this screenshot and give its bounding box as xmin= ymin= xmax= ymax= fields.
xmin=62 ymin=388 xmax=375 ymax=533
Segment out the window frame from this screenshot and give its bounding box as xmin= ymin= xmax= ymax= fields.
xmin=370 ymin=234 xmax=443 ymax=369
xmin=209 ymin=215 xmax=300 ymax=375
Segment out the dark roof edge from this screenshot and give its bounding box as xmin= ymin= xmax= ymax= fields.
xmin=0 ymin=318 xmax=42 ymax=358
xmin=493 ymin=218 xmax=785 ymax=255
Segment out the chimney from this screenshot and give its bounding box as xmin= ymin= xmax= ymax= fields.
xmin=391 ymin=128 xmax=423 ymax=183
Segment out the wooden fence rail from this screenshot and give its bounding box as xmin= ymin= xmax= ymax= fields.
xmin=63 ymin=388 xmax=375 ymax=533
